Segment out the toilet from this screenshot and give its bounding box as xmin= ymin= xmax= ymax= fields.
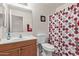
xmin=36 ymin=33 xmax=56 ymax=56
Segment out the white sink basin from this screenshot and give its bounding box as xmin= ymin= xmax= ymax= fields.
xmin=0 ymin=35 xmax=36 ymax=44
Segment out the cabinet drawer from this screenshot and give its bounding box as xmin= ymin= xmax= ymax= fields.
xmin=21 ymin=44 xmax=37 ymax=56
xmin=0 ymin=48 xmax=20 ymax=56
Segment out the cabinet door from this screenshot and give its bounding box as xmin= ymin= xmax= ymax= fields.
xmin=21 ymin=44 xmax=37 ymax=56
xmin=0 ymin=48 xmax=20 ymax=56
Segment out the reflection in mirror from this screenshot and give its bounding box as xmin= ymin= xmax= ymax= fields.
xmin=0 ymin=14 xmax=4 ymax=27
xmin=0 ymin=13 xmax=4 ymax=39
xmin=8 ymin=4 xmax=33 ymax=38
xmin=0 ymin=4 xmax=6 ymax=39
xmin=9 ymin=8 xmax=33 ymax=33
xmin=0 ymin=3 xmax=33 ymax=40
xmin=11 ymin=15 xmax=23 ymax=32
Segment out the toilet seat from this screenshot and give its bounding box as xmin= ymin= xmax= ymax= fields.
xmin=41 ymin=43 xmax=55 ymax=52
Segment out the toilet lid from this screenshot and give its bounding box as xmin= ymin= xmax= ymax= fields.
xmin=41 ymin=43 xmax=55 ymax=51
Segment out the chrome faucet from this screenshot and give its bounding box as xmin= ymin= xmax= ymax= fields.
xmin=19 ymin=34 xmax=22 ymax=38
xmin=7 ymin=32 xmax=10 ymax=40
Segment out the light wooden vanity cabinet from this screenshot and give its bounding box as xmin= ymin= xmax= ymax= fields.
xmin=0 ymin=39 xmax=37 ymax=56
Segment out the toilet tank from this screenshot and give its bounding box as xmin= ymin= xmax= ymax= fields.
xmin=36 ymin=33 xmax=48 ymax=44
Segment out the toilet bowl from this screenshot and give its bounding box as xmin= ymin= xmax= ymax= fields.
xmin=41 ymin=43 xmax=55 ymax=52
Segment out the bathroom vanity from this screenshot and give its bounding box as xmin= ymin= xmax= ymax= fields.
xmin=0 ymin=4 xmax=36 ymax=56
xmin=0 ymin=39 xmax=37 ymax=56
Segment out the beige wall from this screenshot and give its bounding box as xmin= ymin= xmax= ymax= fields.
xmin=28 ymin=3 xmax=57 ymax=35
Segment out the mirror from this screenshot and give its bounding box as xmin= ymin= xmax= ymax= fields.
xmin=0 ymin=4 xmax=6 ymax=39
xmin=8 ymin=4 xmax=33 ymax=34
xmin=0 ymin=3 xmax=33 ymax=39
xmin=0 ymin=4 xmax=5 ymax=27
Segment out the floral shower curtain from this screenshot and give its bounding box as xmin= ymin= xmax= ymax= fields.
xmin=49 ymin=3 xmax=79 ymax=56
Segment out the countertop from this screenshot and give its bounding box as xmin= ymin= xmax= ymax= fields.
xmin=0 ymin=35 xmax=37 ymax=44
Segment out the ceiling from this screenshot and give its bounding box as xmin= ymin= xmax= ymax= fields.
xmin=28 ymin=3 xmax=65 ymax=11
xmin=19 ymin=3 xmax=28 ymax=6
xmin=16 ymin=3 xmax=65 ymax=13
xmin=35 ymin=3 xmax=64 ymax=7
xmin=28 ymin=3 xmax=65 ymax=8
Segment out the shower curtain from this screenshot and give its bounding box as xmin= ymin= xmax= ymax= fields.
xmin=49 ymin=3 xmax=79 ymax=56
